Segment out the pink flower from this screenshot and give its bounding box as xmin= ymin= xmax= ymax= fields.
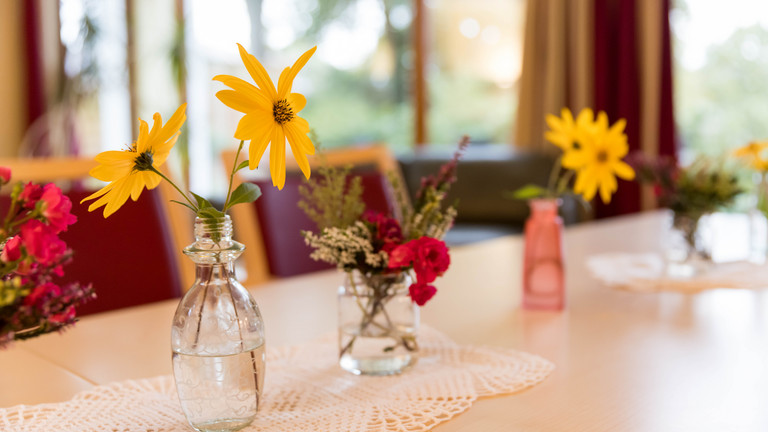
xmin=19 ymin=183 xmax=43 ymax=209
xmin=40 ymin=184 xmax=77 ymax=233
xmin=1 ymin=236 xmax=22 ymax=262
xmin=411 ymin=237 xmax=450 ymax=283
xmin=20 ymin=220 xmax=67 ymax=265
xmin=23 ymin=282 xmax=62 ymax=307
xmin=408 ymin=281 xmax=437 ymax=306
xmin=0 ymin=167 xmax=10 ymax=184
xmin=49 ymin=306 xmax=76 ymax=324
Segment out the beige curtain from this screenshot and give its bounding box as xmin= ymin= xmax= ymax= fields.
xmin=515 ymin=0 xmax=593 ymax=153
xmin=636 ymin=0 xmax=666 ymax=210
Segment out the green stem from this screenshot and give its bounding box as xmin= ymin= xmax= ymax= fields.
xmin=223 ymin=140 xmax=245 ymax=211
xmin=547 ymin=156 xmax=563 ymax=197
xmin=148 ymin=166 xmax=197 ymax=211
xmin=555 ymin=170 xmax=575 ymax=196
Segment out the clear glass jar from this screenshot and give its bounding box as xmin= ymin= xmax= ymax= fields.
xmin=522 ymin=198 xmax=565 ymax=310
xmin=171 ymin=216 xmax=265 ymax=432
xmin=338 ymin=270 xmax=418 ymax=375
xmin=666 ymin=211 xmax=712 ymax=277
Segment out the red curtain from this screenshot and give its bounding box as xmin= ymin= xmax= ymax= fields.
xmin=592 ymin=0 xmax=677 ymax=217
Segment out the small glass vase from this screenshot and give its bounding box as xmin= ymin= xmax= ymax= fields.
xmin=171 ymin=216 xmax=266 ymax=432
xmin=749 ymin=172 xmax=768 ymax=263
xmin=338 ymin=270 xmax=418 ymax=375
xmin=522 ymin=198 xmax=565 ymax=310
xmin=665 ymin=211 xmax=712 ymax=277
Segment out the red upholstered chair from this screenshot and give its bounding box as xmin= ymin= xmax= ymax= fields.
xmin=0 ymin=157 xmax=194 ymax=316
xmin=223 ymin=145 xmax=408 ymax=285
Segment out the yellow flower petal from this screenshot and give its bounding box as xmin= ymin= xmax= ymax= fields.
xmin=277 ymin=46 xmax=317 ymax=99
xmin=248 ymin=124 xmax=275 ymax=171
xmin=270 ymin=126 xmax=287 ymax=190
xmin=212 ymin=76 xmax=272 ymax=109
xmin=235 ymin=112 xmax=273 ymax=141
xmin=135 ymin=118 xmax=150 ymax=153
xmin=284 ymin=123 xmax=314 ymax=178
xmin=237 ymin=43 xmax=277 ymax=101
xmin=154 ymin=104 xmax=187 ymax=146
xmin=285 ymin=121 xmax=315 ymax=155
xmin=287 ymin=93 xmax=307 ymax=113
xmin=614 ymin=160 xmax=636 ymax=180
xmin=216 ymin=89 xmax=268 ymax=113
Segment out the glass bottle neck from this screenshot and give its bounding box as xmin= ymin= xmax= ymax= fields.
xmin=184 ymin=215 xmax=245 ymax=264
xmin=529 ymin=198 xmax=561 ymax=218
xmin=195 ymin=261 xmax=237 ymax=282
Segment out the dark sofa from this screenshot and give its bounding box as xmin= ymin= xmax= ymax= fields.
xmin=398 ymin=145 xmax=589 ymax=245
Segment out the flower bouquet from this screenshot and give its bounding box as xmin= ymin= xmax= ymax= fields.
xmin=630 ymin=154 xmax=742 ymax=266
xmin=0 ymin=168 xmax=94 ymax=348
xmin=79 ymin=43 xmax=318 ymax=431
xmin=300 ymin=137 xmax=468 ymax=375
xmin=512 ymin=107 xmax=635 ymax=309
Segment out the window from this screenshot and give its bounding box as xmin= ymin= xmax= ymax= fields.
xmin=427 ymin=0 xmax=525 ymax=146
xmin=671 ymin=0 xmax=768 ymax=160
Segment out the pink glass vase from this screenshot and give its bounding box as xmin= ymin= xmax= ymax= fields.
xmin=522 ymin=198 xmax=565 ymax=310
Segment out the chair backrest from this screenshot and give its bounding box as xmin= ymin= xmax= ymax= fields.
xmin=223 ymin=144 xmax=407 ymax=285
xmin=0 ymin=157 xmax=194 ymax=315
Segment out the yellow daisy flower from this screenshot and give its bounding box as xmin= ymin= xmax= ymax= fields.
xmin=82 ymin=104 xmax=187 ymax=217
xmin=544 ymin=107 xmax=597 ymax=153
xmin=567 ymin=116 xmax=635 ymax=204
xmin=734 ymin=140 xmax=768 ymax=171
xmin=214 ymin=44 xmax=317 ymax=190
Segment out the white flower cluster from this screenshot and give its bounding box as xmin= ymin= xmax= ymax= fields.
xmin=303 ymin=221 xmax=389 ymax=270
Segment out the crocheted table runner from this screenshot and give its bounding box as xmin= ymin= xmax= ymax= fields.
xmin=1 ymin=327 xmax=554 ymax=432
xmin=587 ymin=253 xmax=768 ymax=293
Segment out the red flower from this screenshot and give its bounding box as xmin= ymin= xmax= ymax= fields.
xmin=23 ymin=282 xmax=62 ymax=307
xmin=49 ymin=306 xmax=76 ymax=324
xmin=363 ymin=211 xmax=403 ymax=246
xmin=0 ymin=166 xmax=10 ymax=184
xmin=20 ymin=220 xmax=67 ymax=265
xmin=19 ymin=183 xmax=43 ymax=209
xmin=1 ymin=236 xmax=21 ymax=262
xmin=411 ymin=237 xmax=450 ymax=283
xmin=409 ymin=281 xmax=437 ymax=306
xmin=40 ymin=184 xmax=77 ymax=233
xmin=387 ymin=243 xmax=415 ymax=269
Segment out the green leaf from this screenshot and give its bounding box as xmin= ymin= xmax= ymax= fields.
xmin=197 ymin=207 xmax=225 ymax=220
xmin=236 ymin=160 xmax=250 ymax=172
xmin=170 ymin=200 xmax=197 ymax=212
xmin=225 ymin=182 xmax=262 ymax=210
xmin=510 ymin=185 xmax=547 ymax=200
xmin=190 ymin=192 xmax=214 ymax=209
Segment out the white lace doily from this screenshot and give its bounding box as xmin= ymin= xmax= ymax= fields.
xmin=587 ymin=253 xmax=768 ymax=293
xmin=1 ymin=327 xmax=553 ymax=432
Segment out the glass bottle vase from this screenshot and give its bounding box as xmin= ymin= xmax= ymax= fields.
xmin=338 ymin=270 xmax=418 ymax=375
xmin=171 ymin=216 xmax=266 ymax=432
xmin=522 ymin=198 xmax=565 ymax=310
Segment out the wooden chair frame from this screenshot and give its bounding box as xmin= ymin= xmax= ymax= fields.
xmin=0 ymin=157 xmax=195 ymax=291
xmin=221 ymin=144 xmax=410 ymax=286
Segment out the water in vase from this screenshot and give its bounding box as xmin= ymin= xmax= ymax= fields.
xmin=338 ymin=322 xmax=416 ymax=376
xmin=172 ymin=344 xmax=265 ymax=432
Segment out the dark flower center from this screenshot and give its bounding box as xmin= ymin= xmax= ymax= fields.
xmin=273 ymin=99 xmax=294 ymax=125
xmin=133 ymin=151 xmax=154 ymax=172
xmin=596 ymin=149 xmax=609 ymax=163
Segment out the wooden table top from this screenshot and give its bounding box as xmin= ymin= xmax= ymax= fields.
xmin=2 ymin=210 xmax=766 ymax=431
